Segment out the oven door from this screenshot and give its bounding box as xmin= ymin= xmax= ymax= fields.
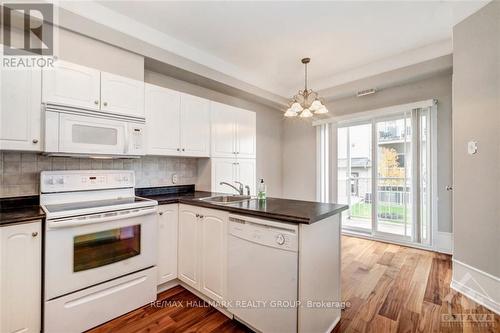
xmin=58 ymin=112 xmax=128 ymax=155
xmin=45 ymin=206 xmax=157 ymax=300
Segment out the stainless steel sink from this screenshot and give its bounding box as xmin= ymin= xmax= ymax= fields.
xmin=199 ymin=195 xmax=253 ymax=204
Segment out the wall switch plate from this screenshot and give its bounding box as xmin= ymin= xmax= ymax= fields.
xmin=172 ymin=173 xmax=178 ymax=184
xmin=467 ymin=141 xmax=478 ymax=155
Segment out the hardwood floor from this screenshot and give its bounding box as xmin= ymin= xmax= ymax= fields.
xmin=334 ymin=236 xmax=499 ymax=333
xmin=88 ymin=236 xmax=499 ymax=333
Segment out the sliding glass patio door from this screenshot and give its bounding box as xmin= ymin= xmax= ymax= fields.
xmin=338 ymin=108 xmax=432 ymax=246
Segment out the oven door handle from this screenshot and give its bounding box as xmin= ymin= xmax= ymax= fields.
xmin=47 ymin=207 xmax=157 ymax=229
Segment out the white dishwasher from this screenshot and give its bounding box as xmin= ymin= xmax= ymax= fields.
xmin=227 ymin=214 xmax=299 ymax=333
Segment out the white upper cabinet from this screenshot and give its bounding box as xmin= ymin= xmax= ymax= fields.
xmin=211 ymin=102 xmax=236 ymax=158
xmin=235 ymin=108 xmax=256 ymax=158
xmin=211 ymin=102 xmax=256 ymax=159
xmin=180 ymin=94 xmax=210 ymax=157
xmin=0 ymin=220 xmax=42 ymax=333
xmin=212 ymin=158 xmax=238 ymax=193
xmin=0 ymin=68 xmax=42 ymax=151
xmin=43 ymin=61 xmax=101 ymax=110
xmin=145 ymin=84 xmax=181 ymax=156
xmin=211 ymin=158 xmax=256 ymax=195
xmin=42 ymin=60 xmax=144 ymax=117
xmin=237 ymin=159 xmax=257 ymax=195
xmin=144 ymin=84 xmax=210 ymax=157
xmin=157 ymin=204 xmax=178 ymax=286
xmin=100 ymin=72 xmax=145 ymax=117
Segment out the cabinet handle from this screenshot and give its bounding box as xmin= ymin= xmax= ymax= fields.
xmin=32 ymin=232 xmax=38 ymax=237
xmin=103 ymin=102 xmax=108 ymax=107
xmin=32 ymin=139 xmax=39 ymax=144
xmin=94 ymin=100 xmax=99 ymax=105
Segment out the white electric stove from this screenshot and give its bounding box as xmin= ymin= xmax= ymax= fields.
xmin=40 ymin=170 xmax=158 ymax=333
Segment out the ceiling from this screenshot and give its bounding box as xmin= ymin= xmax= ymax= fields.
xmin=92 ymin=1 xmax=488 ymax=98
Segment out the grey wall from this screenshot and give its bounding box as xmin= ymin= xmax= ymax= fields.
xmin=452 ymin=1 xmax=500 ymax=277
xmin=0 ymin=152 xmax=197 ymax=198
xmin=145 ymin=71 xmax=283 ymax=197
xmin=282 ymin=72 xmax=453 ymax=233
xmin=282 ymin=119 xmax=317 ymax=201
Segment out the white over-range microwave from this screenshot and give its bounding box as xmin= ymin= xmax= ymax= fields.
xmin=43 ymin=103 xmax=146 ymax=157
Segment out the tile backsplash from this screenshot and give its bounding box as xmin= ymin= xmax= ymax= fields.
xmin=0 ymin=151 xmax=198 ymax=198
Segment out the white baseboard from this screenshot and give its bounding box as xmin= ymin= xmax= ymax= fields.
xmin=435 ymin=231 xmax=453 ymax=254
xmin=325 ymin=315 xmax=341 ymax=333
xmin=451 ymin=259 xmax=500 ymax=315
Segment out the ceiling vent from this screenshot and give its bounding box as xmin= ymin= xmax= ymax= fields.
xmin=356 ymin=89 xmax=377 ymax=97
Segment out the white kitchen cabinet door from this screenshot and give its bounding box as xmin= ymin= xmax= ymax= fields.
xmin=100 ymin=71 xmax=145 ymax=118
xmin=178 ymin=205 xmax=200 ymax=289
xmin=199 ymin=208 xmax=227 ymax=302
xmin=0 ymin=221 xmax=41 ymax=333
xmin=42 ymin=60 xmax=101 ymax=110
xmin=157 ymin=204 xmax=178 ymax=285
xmin=180 ymin=94 xmax=210 ymax=157
xmin=235 ymin=109 xmax=256 ymax=158
xmin=211 ymin=158 xmax=238 ymax=194
xmin=0 ymin=68 xmax=42 ymax=151
xmin=211 ymin=102 xmax=236 ymax=158
xmin=145 ymin=84 xmax=181 ymax=156
xmin=237 ymin=159 xmax=257 ymax=195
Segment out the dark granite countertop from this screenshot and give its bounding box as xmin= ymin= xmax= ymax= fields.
xmin=137 ymin=186 xmax=348 ymax=224
xmin=0 ymin=196 xmax=45 ymax=227
xmin=0 ymin=185 xmax=348 ymax=226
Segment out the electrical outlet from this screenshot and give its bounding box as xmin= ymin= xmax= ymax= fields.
xmin=467 ymin=141 xmax=478 ymax=155
xmin=172 ymin=173 xmax=178 ymax=184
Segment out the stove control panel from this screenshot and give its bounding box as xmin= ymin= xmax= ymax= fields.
xmin=41 ymin=170 xmax=135 ymax=193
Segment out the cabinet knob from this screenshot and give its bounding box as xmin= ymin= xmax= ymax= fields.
xmin=159 ymin=212 xmax=164 ymax=216
xmin=199 ymin=215 xmax=204 ymax=219
xmin=195 ymin=213 xmax=199 ymax=218
xmin=32 ymin=139 xmax=39 ymax=144
xmin=177 ymin=148 xmax=180 ymax=151
xmin=32 ymin=232 xmax=38 ymax=237
xmin=103 ymin=102 xmax=108 ymax=107
xmin=182 ymin=148 xmax=185 ymax=151
xmin=94 ymin=100 xmax=99 ymax=105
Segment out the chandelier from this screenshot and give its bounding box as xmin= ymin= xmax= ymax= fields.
xmin=284 ymin=57 xmax=328 ymax=118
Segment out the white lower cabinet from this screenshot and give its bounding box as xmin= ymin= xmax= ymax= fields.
xmin=177 ymin=204 xmax=227 ymax=302
xmin=0 ymin=221 xmax=41 ymax=333
xmin=157 ymin=204 xmax=178 ymax=285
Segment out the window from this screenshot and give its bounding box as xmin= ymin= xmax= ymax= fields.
xmin=317 ymin=100 xmax=436 ymax=246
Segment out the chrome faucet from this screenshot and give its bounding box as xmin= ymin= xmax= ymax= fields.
xmin=219 ymin=181 xmax=243 ymax=195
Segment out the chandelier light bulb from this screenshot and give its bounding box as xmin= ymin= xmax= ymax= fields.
xmin=299 ymin=108 xmax=313 ymax=118
xmin=310 ymin=99 xmax=323 ymax=111
xmin=290 ymin=102 xmax=303 ymax=113
xmin=284 ymin=108 xmax=298 ymax=117
xmin=314 ymin=106 xmax=329 ymax=114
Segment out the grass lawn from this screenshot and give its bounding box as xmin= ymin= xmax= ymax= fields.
xmin=350 ymin=202 xmax=409 ymax=223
